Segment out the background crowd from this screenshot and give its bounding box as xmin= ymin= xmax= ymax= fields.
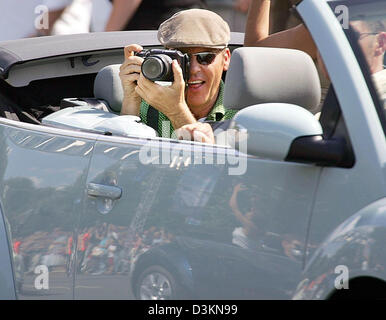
xmin=0 ymin=0 xmax=300 ymax=42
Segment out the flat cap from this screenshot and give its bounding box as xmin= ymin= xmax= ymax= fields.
xmin=158 ymin=9 xmax=230 ymax=49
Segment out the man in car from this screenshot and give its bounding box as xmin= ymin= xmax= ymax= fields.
xmin=119 ymin=5 xmax=270 ymax=144
xmin=351 ymin=20 xmax=386 ymax=103
xmin=119 ymin=9 xmax=234 ymax=144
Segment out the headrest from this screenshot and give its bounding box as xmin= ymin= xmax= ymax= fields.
xmin=224 ymin=47 xmax=321 ymax=113
xmin=94 ymin=64 xmax=123 ymax=113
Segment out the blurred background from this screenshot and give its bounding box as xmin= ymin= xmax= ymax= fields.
xmin=0 ymin=0 xmax=302 ymax=41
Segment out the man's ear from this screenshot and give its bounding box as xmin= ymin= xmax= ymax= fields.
xmin=376 ymin=32 xmax=386 ymax=56
xmin=223 ymin=48 xmax=231 ymax=71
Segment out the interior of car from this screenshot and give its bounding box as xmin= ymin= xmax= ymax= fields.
xmin=0 ymin=40 xmax=350 ymax=155
xmin=40 ymin=46 xmax=321 ymax=137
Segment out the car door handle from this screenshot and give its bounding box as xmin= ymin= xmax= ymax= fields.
xmin=87 ymin=183 xmax=122 ymax=200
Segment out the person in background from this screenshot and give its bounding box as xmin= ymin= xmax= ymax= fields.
xmin=244 ymin=0 xmax=316 ymax=59
xmin=91 ymin=0 xmax=113 ymax=32
xmin=244 ymin=0 xmax=332 ymax=112
xmin=234 ymin=0 xmax=252 ymax=13
xmin=51 ymin=0 xmax=93 ymax=35
xmin=52 ymin=0 xmax=115 ymax=34
xmin=245 ymin=1 xmax=386 ymax=109
xmin=269 ymin=0 xmax=301 ymax=33
xmin=351 ymin=20 xmax=386 ymax=103
xmin=0 ymin=0 xmax=72 ymax=41
xmin=234 ymin=0 xmax=299 ymax=32
xmin=105 ymin=0 xmax=207 ymax=31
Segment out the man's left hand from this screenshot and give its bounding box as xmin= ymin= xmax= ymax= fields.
xmin=175 ymin=122 xmax=215 ymax=144
xmin=135 ymin=60 xmax=189 ymax=119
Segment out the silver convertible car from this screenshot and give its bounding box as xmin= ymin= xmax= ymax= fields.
xmin=0 ymin=0 xmax=385 ymax=300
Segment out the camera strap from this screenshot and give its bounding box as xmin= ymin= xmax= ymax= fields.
xmin=146 ymin=105 xmax=160 ymax=133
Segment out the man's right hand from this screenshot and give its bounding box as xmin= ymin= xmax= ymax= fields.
xmin=119 ymin=44 xmax=144 ymax=115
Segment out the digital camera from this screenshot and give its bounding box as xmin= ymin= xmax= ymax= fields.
xmin=135 ymin=49 xmax=190 ymax=82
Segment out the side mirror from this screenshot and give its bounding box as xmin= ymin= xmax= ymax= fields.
xmin=230 ymin=103 xmax=354 ymax=167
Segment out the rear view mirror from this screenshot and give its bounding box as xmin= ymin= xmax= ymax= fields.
xmin=230 ymin=103 xmax=354 ymax=167
xmin=230 ymin=103 xmax=322 ymax=160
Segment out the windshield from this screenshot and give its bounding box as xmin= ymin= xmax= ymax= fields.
xmin=329 ymin=0 xmax=386 ymax=119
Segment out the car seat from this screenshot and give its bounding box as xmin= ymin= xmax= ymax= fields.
xmin=59 ymin=64 xmax=123 ymax=113
xmin=207 ymin=47 xmax=322 ymax=134
xmin=43 ymin=64 xmax=158 ymax=138
xmin=93 ymin=64 xmax=124 ymax=113
xmin=223 ymin=47 xmax=321 ymax=114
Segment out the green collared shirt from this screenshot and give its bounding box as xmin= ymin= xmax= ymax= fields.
xmin=139 ymin=80 xmax=237 ymax=138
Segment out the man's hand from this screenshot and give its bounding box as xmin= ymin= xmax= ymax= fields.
xmin=119 ymin=44 xmax=144 ymax=115
xmin=174 ymin=122 xmax=215 ymax=144
xmin=135 ymin=60 xmax=196 ymax=129
xmin=135 ymin=60 xmax=187 ymax=116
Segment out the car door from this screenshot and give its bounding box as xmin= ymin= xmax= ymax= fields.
xmin=0 ymin=121 xmax=96 ymax=299
xmin=75 ymin=133 xmax=321 ymax=299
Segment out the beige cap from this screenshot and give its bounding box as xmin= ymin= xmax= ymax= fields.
xmin=158 ymin=9 xmax=230 ymax=49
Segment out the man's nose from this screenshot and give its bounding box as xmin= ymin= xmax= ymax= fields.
xmin=189 ymin=56 xmax=201 ymax=75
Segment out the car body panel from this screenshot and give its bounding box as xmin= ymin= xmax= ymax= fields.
xmin=0 ymin=121 xmax=96 ymax=299
xmin=298 ymin=0 xmax=386 ymax=263
xmin=0 ymin=203 xmax=16 ymax=299
xmin=294 ymin=197 xmax=386 ymax=299
xmin=73 ymin=135 xmax=321 ymax=299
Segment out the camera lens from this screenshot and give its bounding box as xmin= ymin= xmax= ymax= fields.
xmin=141 ymin=54 xmax=173 ymax=81
xmin=142 ymin=57 xmax=163 ymax=80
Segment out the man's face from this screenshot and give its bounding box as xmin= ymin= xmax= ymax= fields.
xmin=352 ymin=21 xmax=376 ymax=62
xmin=178 ymin=47 xmax=231 ymax=117
xmin=351 ymin=20 xmax=386 ymax=74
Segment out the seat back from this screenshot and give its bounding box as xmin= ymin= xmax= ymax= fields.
xmin=93 ymin=64 xmax=124 ymax=113
xmin=223 ymin=47 xmax=321 ymax=114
